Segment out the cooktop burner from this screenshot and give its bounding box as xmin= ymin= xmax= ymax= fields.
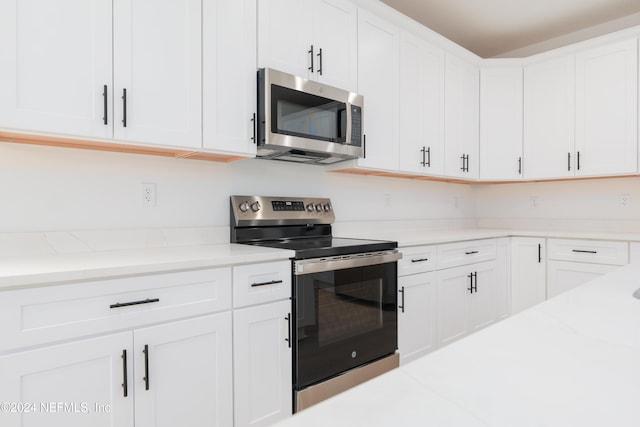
xmin=230 ymin=195 xmax=397 ymax=259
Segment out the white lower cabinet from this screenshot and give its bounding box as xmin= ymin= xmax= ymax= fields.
xmin=397 ymin=271 xmax=437 ymax=364
xmin=233 ymin=300 xmax=292 ymax=427
xmin=510 ymin=237 xmax=546 ymax=314
xmin=436 ymin=261 xmax=500 ymax=346
xmin=546 ymin=261 xmax=619 ymax=298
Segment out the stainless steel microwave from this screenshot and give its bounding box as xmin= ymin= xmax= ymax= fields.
xmin=256 ymin=68 xmax=364 ymax=165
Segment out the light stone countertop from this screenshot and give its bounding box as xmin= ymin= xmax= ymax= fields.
xmin=276 ymin=263 xmax=640 ymax=427
xmin=0 ymin=243 xmax=295 ymax=290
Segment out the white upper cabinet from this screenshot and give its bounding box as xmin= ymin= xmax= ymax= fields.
xmin=203 ymin=0 xmax=257 ymax=156
xmin=355 ymin=9 xmax=400 ymax=171
xmin=399 ymin=31 xmax=445 ymax=176
xmin=0 ymin=0 xmax=113 ymax=139
xmin=523 ymin=56 xmax=576 ymax=180
xmin=258 ymin=0 xmax=357 ymax=91
xmin=575 ymin=38 xmax=638 ymax=177
xmin=113 ymin=0 xmax=202 ymax=149
xmin=444 ymin=54 xmax=479 ymax=179
xmin=479 ymin=67 xmax=523 ymax=181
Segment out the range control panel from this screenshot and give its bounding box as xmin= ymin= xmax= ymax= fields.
xmin=230 ymin=195 xmax=335 ymax=227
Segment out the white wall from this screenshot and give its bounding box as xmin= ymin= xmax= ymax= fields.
xmin=475 ymin=177 xmax=640 ymax=232
xmin=0 ymin=143 xmax=475 ymax=233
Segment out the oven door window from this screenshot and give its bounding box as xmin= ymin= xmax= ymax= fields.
xmin=294 ymin=262 xmax=397 ymax=389
xmin=271 ymin=84 xmax=347 ymax=143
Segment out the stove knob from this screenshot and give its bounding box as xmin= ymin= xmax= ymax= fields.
xmin=323 ymin=204 xmax=331 ymax=212
xmin=239 ymin=202 xmax=249 ymax=212
xmin=306 ymin=203 xmax=315 ymax=212
xmin=315 ymin=203 xmax=322 ymax=212
xmin=250 ymin=201 xmax=261 ymax=212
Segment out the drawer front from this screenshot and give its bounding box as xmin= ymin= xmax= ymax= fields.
xmin=398 ymin=245 xmax=437 ymax=276
xmin=547 ymin=239 xmax=628 ymax=265
xmin=233 ymin=260 xmax=291 ymax=308
xmin=437 ymin=239 xmax=497 ymax=270
xmin=0 ymin=268 xmax=232 ymax=353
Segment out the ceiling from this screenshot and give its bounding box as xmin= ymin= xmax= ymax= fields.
xmin=380 ymin=0 xmax=640 ymax=58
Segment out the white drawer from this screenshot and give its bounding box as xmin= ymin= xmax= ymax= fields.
xmin=547 ymin=239 xmax=628 ymax=265
xmin=398 ymin=245 xmax=437 ymax=276
xmin=0 ymin=268 xmax=232 ymax=352
xmin=233 ymin=260 xmax=291 ymax=308
xmin=437 ymin=239 xmax=497 ymax=270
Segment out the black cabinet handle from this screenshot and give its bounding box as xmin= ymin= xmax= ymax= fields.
xmin=426 ymin=147 xmax=431 ymax=167
xmin=251 ymin=279 xmax=283 ymax=287
xmin=567 ymin=152 xmax=571 ymax=171
xmin=110 ymin=298 xmax=159 ymax=309
xmin=518 ymin=157 xmax=522 ymax=175
xmin=398 ymin=286 xmax=405 ymax=313
xmin=465 ymin=250 xmax=479 ymax=255
xmin=285 ymin=313 xmax=291 ymax=348
xmin=467 ymin=273 xmax=474 ymax=293
xmin=102 ymin=85 xmax=108 ymax=125
xmin=251 ymin=113 xmax=256 ymax=144
xmin=410 ymin=258 xmax=429 ymax=263
xmin=538 ymin=243 xmax=542 ymax=263
xmin=572 ymin=249 xmax=597 ymax=254
xmin=577 ymin=151 xmax=581 ymax=170
xmin=317 ymin=48 xmax=323 ymax=75
xmin=122 ymin=88 xmax=127 ymax=127
xmin=308 ymin=45 xmax=314 ymax=73
xmin=420 ymin=146 xmax=426 ymax=167
xmin=121 ymin=349 xmax=128 ymax=397
xmin=143 ymin=344 xmax=150 ymax=390
xmin=472 ymin=272 xmax=477 ymax=293
xmin=460 ymin=154 xmax=466 ymax=172
xmin=363 ymin=134 xmax=366 ymax=158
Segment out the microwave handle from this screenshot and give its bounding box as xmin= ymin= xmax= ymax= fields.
xmin=344 ymin=103 xmax=352 ymax=145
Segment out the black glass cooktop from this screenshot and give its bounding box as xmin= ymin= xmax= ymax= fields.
xmin=249 ymin=237 xmax=397 ymax=259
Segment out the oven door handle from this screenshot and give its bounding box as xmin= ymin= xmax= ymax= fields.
xmin=294 ymin=250 xmax=402 ymax=275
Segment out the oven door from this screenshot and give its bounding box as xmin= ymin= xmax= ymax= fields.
xmin=293 ymin=250 xmax=400 ymax=390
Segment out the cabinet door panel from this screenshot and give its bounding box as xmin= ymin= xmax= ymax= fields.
xmin=233 ymin=300 xmax=292 ymax=427
xmin=134 ymin=313 xmax=233 ymax=427
xmin=0 ymin=333 xmax=133 ymax=427
xmin=575 ymin=38 xmax=638 ymax=176
xmin=523 ymin=57 xmax=575 ymax=179
xmin=547 ymin=261 xmax=618 ymax=298
xmin=467 ymin=262 xmax=497 ymax=333
xmin=436 ymin=267 xmax=469 ymax=346
xmin=203 ymin=0 xmax=257 ymax=155
xmin=113 ymin=0 xmax=202 ymax=148
xmin=398 ymin=272 xmax=437 ymax=364
xmin=0 ymin=0 xmax=112 ymax=139
xmin=356 ymin=9 xmax=399 ymax=170
xmin=511 ymin=237 xmax=546 ymax=314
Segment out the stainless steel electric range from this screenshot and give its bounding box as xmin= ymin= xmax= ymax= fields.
xmin=230 ymin=195 xmax=401 ymax=412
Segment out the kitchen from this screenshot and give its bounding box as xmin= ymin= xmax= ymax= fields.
xmin=1 ymin=0 xmax=640 ymax=426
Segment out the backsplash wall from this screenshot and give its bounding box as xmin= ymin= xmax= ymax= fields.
xmin=475 ymin=177 xmax=640 ymax=232
xmin=0 ymin=143 xmax=475 ymax=233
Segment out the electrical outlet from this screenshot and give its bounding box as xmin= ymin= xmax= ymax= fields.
xmin=141 ymin=183 xmax=156 ymax=207
xmin=620 ymin=194 xmax=630 ymax=208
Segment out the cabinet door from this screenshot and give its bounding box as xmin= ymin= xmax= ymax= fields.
xmin=547 ymin=260 xmax=618 ymax=298
xmin=134 ymin=313 xmax=233 ymax=427
xmin=575 ymin=38 xmax=638 ymax=177
xmin=356 ymin=9 xmax=400 ymax=171
xmin=113 ymin=0 xmax=202 ymax=148
xmin=398 ymin=272 xmax=437 ymax=364
xmin=523 ymin=56 xmax=575 ymax=179
xmin=467 ymin=261 xmax=498 ymax=333
xmin=0 ymin=333 xmax=133 ymax=427
xmin=511 ymin=237 xmax=546 ymax=314
xmin=436 ymin=266 xmax=470 ymax=346
xmin=203 ymin=0 xmax=257 ymax=156
xmin=399 ymin=32 xmax=445 ymax=176
xmin=480 ymin=67 xmax=523 ymax=181
xmin=257 ymin=0 xmax=312 ymax=79
xmin=444 ymin=54 xmax=479 ymax=179
xmin=0 ymin=0 xmax=112 ymax=139
xmin=233 ymin=300 xmax=292 ymax=427
xmin=312 ymin=0 xmax=358 ymax=91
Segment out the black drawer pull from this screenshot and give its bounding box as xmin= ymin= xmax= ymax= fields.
xmin=465 ymin=251 xmax=479 ymax=255
xmin=285 ymin=313 xmax=292 ymax=348
xmin=110 ymin=298 xmax=160 ymax=309
xmin=410 ymin=258 xmax=429 ymax=263
xmin=398 ymin=286 xmax=405 ymax=313
xmin=143 ymin=344 xmax=150 ymax=390
xmin=572 ymin=249 xmax=597 ymax=254
xmin=121 ymin=349 xmax=128 ymax=397
xmin=251 ymin=279 xmax=283 ymax=287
